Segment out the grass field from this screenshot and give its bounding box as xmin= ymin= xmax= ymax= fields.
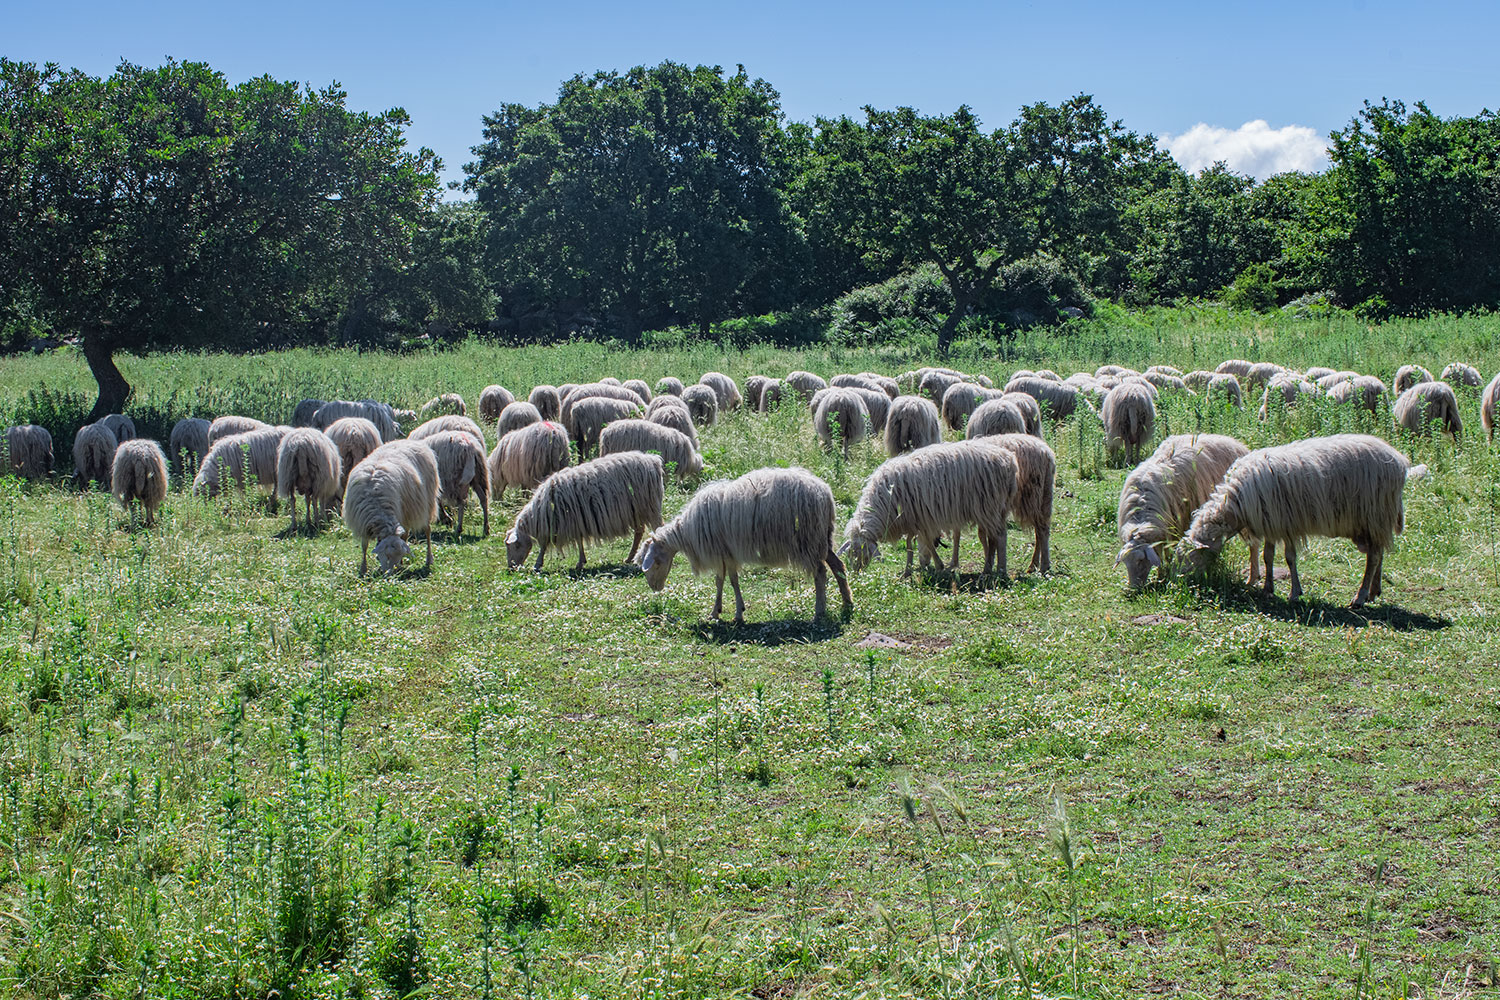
xmin=1 ymin=308 xmax=1498 ymax=998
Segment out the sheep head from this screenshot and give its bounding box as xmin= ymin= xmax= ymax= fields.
xmin=639 ymin=537 xmax=676 ymax=591
xmin=1115 ymin=537 xmax=1162 ymax=590
xmin=837 ymin=537 xmax=880 ymax=573
xmin=373 ymin=528 xmax=412 ymax=574
xmin=505 ymin=527 xmax=534 ymax=571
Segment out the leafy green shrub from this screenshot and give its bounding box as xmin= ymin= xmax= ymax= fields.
xmin=1223 ymin=263 xmax=1279 ymax=312
xmin=828 ymin=266 xmax=949 ymax=345
xmin=980 ymin=253 xmax=1094 ymax=327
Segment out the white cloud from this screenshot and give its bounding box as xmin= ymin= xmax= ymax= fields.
xmin=1160 ymin=120 xmax=1330 ymax=179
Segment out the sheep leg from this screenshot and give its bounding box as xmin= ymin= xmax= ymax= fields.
xmin=948 ymin=530 xmax=961 ymax=572
xmin=627 ymin=526 xmax=643 ymax=563
xmin=902 ymin=538 xmax=914 ymax=578
xmin=1246 ymin=537 xmax=1262 ymax=586
xmin=359 ymin=541 xmax=369 ymax=577
xmin=535 ymin=543 xmax=547 ymax=572
xmin=1372 ymin=549 xmax=1384 ymax=598
xmin=1285 ymin=541 xmax=1301 ymax=601
xmin=455 ymin=502 xmax=465 ymax=538
xmin=1354 ymin=549 xmax=1377 ymax=608
xmin=826 ymin=549 xmax=854 ymax=614
xmin=1262 ymin=542 xmax=1276 ymax=595
xmin=576 ymin=543 xmax=586 ymax=571
xmin=731 ymin=572 xmax=745 ymax=624
xmin=480 ymin=492 xmax=490 ymax=538
xmin=425 ymin=526 xmax=433 ymax=571
xmin=995 ymin=523 xmax=1008 ymax=580
xmin=712 ymin=576 xmax=724 ymax=619
xmin=814 ymin=564 xmax=828 ymax=620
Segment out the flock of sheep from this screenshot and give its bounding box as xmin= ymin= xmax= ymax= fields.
xmin=1 ymin=357 xmax=1489 ymax=619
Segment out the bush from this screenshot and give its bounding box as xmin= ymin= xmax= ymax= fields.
xmin=827 ymin=266 xmax=949 ymax=345
xmin=1223 ymin=263 xmax=1279 ymax=313
xmin=980 ymin=253 xmax=1094 ymax=328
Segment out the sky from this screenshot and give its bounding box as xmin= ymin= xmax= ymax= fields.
xmin=8 ymin=0 xmax=1499 ymax=190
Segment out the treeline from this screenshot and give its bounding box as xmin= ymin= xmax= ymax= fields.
xmin=2 ymin=58 xmax=1499 ymax=415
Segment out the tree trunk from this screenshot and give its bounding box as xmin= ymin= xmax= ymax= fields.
xmin=83 ymin=332 xmax=130 ymax=421
xmin=937 ymin=286 xmax=972 ymax=356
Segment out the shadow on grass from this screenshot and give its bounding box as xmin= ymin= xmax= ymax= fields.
xmin=692 ymin=614 xmax=850 ymax=646
xmin=569 ymin=562 xmax=643 ymax=580
xmin=1195 ymin=583 xmax=1450 ymax=631
xmin=904 ymin=567 xmax=1012 ymax=594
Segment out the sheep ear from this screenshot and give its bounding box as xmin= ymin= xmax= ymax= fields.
xmin=641 ymin=542 xmax=657 ymax=571
xmin=1145 ymin=546 xmax=1163 ymax=568
xmin=395 ymin=526 xmax=406 ymax=539
xmin=505 ymin=528 xmax=519 ymax=544
xmin=1114 ymin=547 xmax=1130 ymax=566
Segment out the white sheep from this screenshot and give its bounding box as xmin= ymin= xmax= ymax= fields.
xmin=1244 ymin=362 xmax=1283 ymax=389
xmin=680 ymin=384 xmax=719 ymax=428
xmin=965 ymin=398 xmax=1028 ymax=439
xmin=1257 ymin=374 xmax=1320 ymax=421
xmin=73 ymin=422 xmax=118 ymax=490
xmin=1146 ymin=365 xmax=1183 ymax=379
xmin=1183 ymin=370 xmax=1215 ymax=391
xmin=941 ymin=382 xmax=1004 ymax=431
xmin=1327 ymin=376 xmax=1387 ymax=415
xmin=410 ymin=414 xmax=486 ymax=447
xmin=743 ymin=375 xmax=771 ymax=412
xmin=1215 ymin=359 xmax=1253 ymax=379
xmin=646 ymin=399 xmax=701 ymax=446
xmin=5 ymin=425 xmax=53 ymax=482
xmin=313 ymin=400 xmax=401 ymax=442
xmin=1002 ymin=392 xmax=1043 ymax=438
xmin=884 ymin=396 xmax=942 ymax=456
xmin=425 ymin=430 xmax=490 ymax=537
xmin=919 ymin=370 xmax=967 ymax=405
xmin=488 ymin=420 xmax=571 ymax=498
xmin=570 ymin=395 xmax=644 ymax=459
xmin=1393 ymin=381 xmax=1462 ymax=440
xmin=1303 ymin=366 xmax=1336 ymax=382
xmin=1102 ymin=383 xmax=1156 ymax=464
xmin=974 ymin=433 xmax=1056 ymax=574
xmin=1115 ymin=434 xmax=1255 ymax=589
xmin=851 ymin=386 xmax=891 ymax=435
xmin=561 ymin=383 xmax=648 ymax=428
xmin=1392 ymin=364 xmax=1433 ymax=396
xmin=758 ymin=378 xmax=785 ymax=411
xmin=168 ymin=418 xmax=212 ymax=477
xmin=654 ymin=377 xmax=685 ymax=398
xmin=1441 ymin=362 xmax=1483 ymax=389
xmin=814 ymin=388 xmax=870 ymax=458
xmin=699 ymin=372 xmax=742 ymax=412
xmin=529 ymin=385 xmax=562 ymax=422
xmin=1176 ymin=434 xmax=1422 ymax=607
xmin=505 ymin=452 xmax=665 ymax=572
xmin=292 ymin=399 xmax=325 ymax=427
xmin=325 ymin=416 xmax=382 ymax=489
xmin=111 ymin=439 xmax=168 ymax=528
xmin=497 ymin=401 xmax=542 ymax=438
xmin=857 ymin=372 xmax=900 ymax=398
xmin=599 ymin=419 xmax=704 ymax=479
xmin=193 ymin=427 xmax=288 ymax=505
xmin=343 ymin=439 xmax=440 ymax=576
xmin=622 ymin=379 xmax=654 ymax=404
xmin=208 ymin=415 xmax=270 ymax=445
xmin=640 ymin=466 xmax=853 ymax=623
xmin=478 ymin=385 xmax=515 ymax=423
xmin=839 ymin=441 xmax=1019 ymax=577
xmin=1317 ymin=371 xmax=1359 ymax=390
xmin=784 ymin=371 xmax=828 ymax=402
xmin=276 ymin=428 xmax=343 ymax=533
xmin=1204 ymin=374 xmax=1244 ymax=409
xmin=1484 ymin=373 xmax=1500 ymax=443
xmin=419 ymin=393 xmax=468 ymax=419
xmin=99 ymin=413 xmax=136 ymax=443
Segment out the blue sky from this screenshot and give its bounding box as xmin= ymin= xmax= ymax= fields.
xmin=8 ymin=0 xmax=1498 ymax=187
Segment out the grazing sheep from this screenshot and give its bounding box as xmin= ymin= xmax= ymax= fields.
xmin=941 ymin=382 xmax=1003 ymax=431
xmin=743 ymin=375 xmax=771 ymax=412
xmin=654 ymin=377 xmax=685 ymax=398
xmin=600 ymin=419 xmax=703 ymax=479
xmin=1119 ymin=375 xmax=1159 ymax=400
xmin=1484 ymin=373 xmax=1500 ymax=443
xmin=640 ymin=466 xmax=853 ymax=623
xmin=497 ymin=401 xmax=542 ymax=438
xmin=814 ymin=388 xmax=870 ymax=458
xmin=1258 ymin=374 xmax=1320 ymax=421
xmin=1303 ymin=366 xmax=1336 ymax=382
xmin=699 ymin=372 xmax=742 ymax=412
xmin=292 ymin=399 xmax=326 ymax=428
xmin=1004 ymin=376 xmax=1082 ymax=420
xmin=192 ymin=427 xmax=287 ymax=504
xmin=831 ymin=373 xmax=884 ymax=395
xmin=570 ymin=395 xmax=644 ymax=460
xmin=839 ymin=441 xmax=1019 ymax=577
xmin=392 ymin=408 xmax=418 ymax=432
xmin=208 ymin=415 xmax=269 ymax=446
xmin=680 ymin=384 xmax=719 ymax=428
xmin=1002 ymin=392 xmax=1044 ymax=438
xmin=1393 ymin=381 xmax=1462 ymax=439
xmin=560 ymin=383 xmax=648 ymax=428
xmin=857 ymin=372 xmax=901 ymax=398
xmin=325 ymin=416 xmax=382 ymax=489
xmin=1441 ymin=362 xmax=1483 ymax=389
xmin=1146 ymin=365 xmax=1184 ymax=379
xmin=99 ymin=413 xmax=136 ymax=443
xmin=424 ymin=430 xmax=490 ymax=538
xmin=1183 ymin=370 xmax=1215 ymax=391
xmin=1102 ymin=383 xmax=1156 ymax=464
xmin=5 ymin=425 xmax=53 ymax=482
xmin=478 ymin=385 xmax=516 ymax=423
xmin=919 ymin=370 xmax=967 ymax=404
xmin=505 ymin=452 xmax=664 ymax=572
xmin=73 ymin=422 xmax=118 ymax=490
xmin=1177 ymin=434 xmax=1421 ymax=607
xmin=557 ymin=383 xmax=580 ymax=401
xmin=312 ymin=401 xmax=401 ymax=442
xmin=1215 ymin=359 xmax=1253 ymax=379
xmin=785 ymin=371 xmax=828 ymax=402
xmin=276 ymin=428 xmax=343 ymax=533
xmin=343 ymin=439 xmax=440 ymax=576
xmin=1115 ymin=434 xmax=1254 ymax=589
xmin=111 ymin=439 xmax=169 ymax=528
xmin=851 ymin=387 xmax=891 ymax=435
xmin=647 ymin=401 xmax=700 ymax=446
xmin=757 ymin=378 xmax=785 ymax=411
xmin=419 ymin=393 xmax=468 ymax=419
xmin=1328 ymin=376 xmax=1388 ymax=415
xmin=168 ymin=418 xmax=212 ymax=477
xmin=648 ymin=393 xmax=691 ymax=417
xmin=599 ymin=377 xmax=622 ymax=387
xmin=488 ymin=420 xmax=571 ymax=498
xmin=529 ymin=385 xmax=562 ymax=422
xmin=1096 ymin=364 xmax=1130 ymax=378
xmin=885 ymin=396 xmax=943 ymax=456
xmin=410 ymin=414 xmax=486 ymax=447
xmin=622 ymin=379 xmax=653 ymax=404
xmin=974 ymin=433 xmax=1056 ymax=574
xmin=1142 ymin=371 xmax=1190 ymax=394
xmin=1204 ymin=374 xmax=1244 ymax=409
xmin=1317 ymin=371 xmax=1358 ymax=390
xmin=966 ymin=398 xmax=1028 ymax=439
xmin=1393 ymin=364 xmax=1433 ymax=396
xmin=1033 ymin=369 xmax=1062 ymax=382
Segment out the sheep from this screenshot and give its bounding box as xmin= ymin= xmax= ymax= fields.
xmin=1004 ymin=377 xmax=1082 ymax=421
xmin=99 ymin=413 xmax=136 ymax=443
xmin=599 ymin=419 xmax=703 ymax=480
xmin=557 ymin=383 xmax=580 ymax=401
xmin=1033 ymin=369 xmax=1063 ymax=382
xmin=1176 ymin=434 xmax=1421 ymax=607
xmin=1142 ymin=371 xmax=1190 ymax=394
xmin=831 ymin=373 xmax=885 ymax=394
xmin=1317 ymin=371 xmax=1358 ymax=390
xmin=1146 ymin=365 xmax=1183 ymax=379
xmin=699 ymin=372 xmax=742 ymax=412
xmin=1183 ymin=370 xmax=1215 ymax=391
xmin=1393 ymin=364 xmax=1433 ymax=396
xmin=292 ymin=399 xmax=326 ymax=427
xmin=5 ymin=425 xmax=53 ymax=482
xmin=838 ymin=441 xmax=1020 ymax=577
xmin=851 ymin=387 xmax=891 ymax=435
xmin=1204 ymin=374 xmax=1244 ymax=409
xmin=1303 ymin=366 xmax=1336 ymax=382
xmin=1441 ymin=362 xmax=1483 ymax=389
xmin=325 ymin=416 xmax=382 ymax=489
xmin=209 ymin=415 xmax=270 ymax=445
xmin=857 ymin=372 xmax=901 ymax=398
xmin=784 ymin=371 xmax=828 ymax=402
xmin=758 ymin=378 xmax=785 ymax=411
xmin=1215 ymin=359 xmax=1253 ymax=378
xmin=1115 ymin=434 xmax=1254 ymax=589
xmin=111 ymin=439 xmax=168 ymax=528
xmin=497 ymin=401 xmax=542 ymax=438
xmin=622 ymin=379 xmax=654 ymax=404
xmin=1002 ymin=392 xmax=1044 ymax=438
xmin=314 ymin=400 xmax=400 ymax=442
xmin=488 ymin=420 xmax=571 ymax=498
xmin=1258 ymin=374 xmax=1320 ymax=421
xmin=1102 ymin=383 xmax=1156 ymax=464
xmin=885 ymin=396 xmax=943 ymax=456
xmin=743 ymin=375 xmax=771 ymax=412
xmin=1393 ymin=381 xmax=1462 ymax=439
xmin=529 ymin=385 xmax=562 ymax=422
xmin=974 ymin=433 xmax=1056 ymax=574
xmin=419 ymin=393 xmax=467 ymax=419
xmin=505 ymin=451 xmax=664 ymax=572
xmin=640 ymin=466 xmax=853 ymax=623
xmin=276 ymin=428 xmax=343 ymax=533
xmin=392 ymin=408 xmax=418 ymax=432
xmin=648 ymin=394 xmax=691 ymax=418
xmin=814 ymin=388 xmax=870 ymax=458
xmin=599 ymin=376 xmax=622 ymax=387
xmin=919 ymin=370 xmax=966 ymax=404
xmin=647 ymin=401 xmax=700 ymax=446
xmin=570 ymin=395 xmax=644 ymax=460
xmin=1096 ymin=364 xmax=1131 ymax=378
xmin=168 ymin=418 xmax=212 ymax=477
xmin=560 ymin=383 xmax=647 ymax=428
xmin=941 ymin=382 xmax=1003 ymax=431
xmin=423 ymin=429 xmax=490 ymax=538
xmin=965 ymin=398 xmax=1029 ymax=439
xmin=343 ymin=439 xmax=440 ymax=576
xmin=410 ymin=414 xmax=486 ymax=447
xmin=192 ymin=427 xmax=287 ymax=504
xmin=73 ymin=422 xmax=118 ymax=490
xmin=680 ymin=384 xmax=719 ymax=428
xmin=1484 ymin=373 xmax=1500 ymax=443
xmin=478 ymin=385 xmax=516 ymax=423
xmin=1328 ymin=376 xmax=1387 ymax=415
xmin=654 ymin=377 xmax=685 ymax=398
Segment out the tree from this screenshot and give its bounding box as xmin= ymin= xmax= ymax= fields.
xmin=0 ymin=59 xmax=443 ymax=418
